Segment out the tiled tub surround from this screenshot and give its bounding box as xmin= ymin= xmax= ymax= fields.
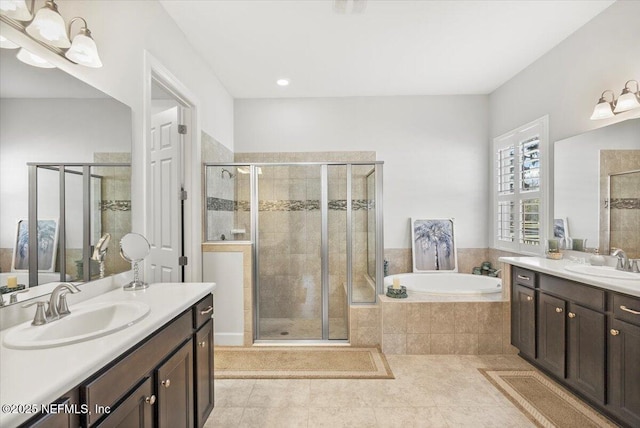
xmin=380 ymin=294 xmax=514 ymax=356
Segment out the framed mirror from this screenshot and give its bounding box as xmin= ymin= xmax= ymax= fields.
xmin=553 ymin=118 xmax=640 ymax=256
xmin=0 ymin=30 xmax=133 ymax=305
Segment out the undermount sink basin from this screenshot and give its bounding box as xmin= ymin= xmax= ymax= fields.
xmin=3 ymin=301 xmax=150 ymax=350
xmin=564 ymin=265 xmax=640 ymax=280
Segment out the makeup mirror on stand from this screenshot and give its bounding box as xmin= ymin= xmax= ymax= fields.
xmin=120 ymin=233 xmax=150 ymax=291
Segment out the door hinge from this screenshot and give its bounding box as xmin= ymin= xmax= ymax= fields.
xmin=179 ymin=256 xmax=188 ymax=266
xmin=180 ymin=189 xmax=188 ymax=200
xmin=178 ymin=124 xmax=187 ymax=135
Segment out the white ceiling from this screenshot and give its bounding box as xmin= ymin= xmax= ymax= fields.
xmin=160 ymin=0 xmax=614 ymax=99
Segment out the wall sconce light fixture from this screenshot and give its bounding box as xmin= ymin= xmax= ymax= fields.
xmin=0 ymin=0 xmax=102 ymax=68
xmin=591 ymin=80 xmax=640 ymax=120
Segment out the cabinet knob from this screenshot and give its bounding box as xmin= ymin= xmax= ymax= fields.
xmin=162 ymin=379 xmax=171 ymax=388
xmin=610 ymin=329 xmax=620 ymax=336
xmin=145 ymin=395 xmax=156 ymax=405
xmin=555 ymin=307 xmax=563 ymax=313
xmin=526 ymin=296 xmax=533 ymax=301
xmin=199 ymin=341 xmax=207 ymax=348
xmin=568 ymin=312 xmax=576 ymax=318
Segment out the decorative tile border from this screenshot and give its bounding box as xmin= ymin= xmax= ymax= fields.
xmin=100 ymin=200 xmax=131 ymax=211
xmin=207 ymin=197 xmax=375 ymax=212
xmin=609 ymin=198 xmax=640 ymax=209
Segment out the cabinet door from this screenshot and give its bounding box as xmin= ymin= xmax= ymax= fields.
xmin=609 ymin=319 xmax=640 ymax=427
xmin=23 ymin=390 xmax=79 ymax=428
xmin=511 ymin=284 xmax=536 ymax=359
xmin=156 ymin=338 xmax=194 ymax=428
xmin=195 ymin=319 xmax=215 ymax=427
xmin=95 ymin=378 xmax=154 ymax=428
xmin=537 ymin=293 xmax=566 ymax=378
xmin=567 ymin=303 xmax=605 ymax=403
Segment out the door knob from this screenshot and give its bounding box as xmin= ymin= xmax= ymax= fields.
xmin=610 ymin=329 xmax=620 ymax=336
xmin=145 ymin=395 xmax=156 ymax=405
xmin=555 ymin=307 xmax=563 ymax=313
xmin=568 ymin=312 xmax=576 ymax=318
xmin=162 ymin=379 xmax=171 ymax=388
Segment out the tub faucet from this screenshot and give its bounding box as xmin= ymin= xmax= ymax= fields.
xmin=46 ymin=283 xmax=81 ymax=320
xmin=612 ymin=249 xmax=630 ymax=271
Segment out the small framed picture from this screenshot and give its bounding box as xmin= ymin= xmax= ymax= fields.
xmin=553 ymin=218 xmax=569 ymax=249
xmin=411 ymin=218 xmax=458 ymax=272
xmin=12 ymin=219 xmax=59 ymax=272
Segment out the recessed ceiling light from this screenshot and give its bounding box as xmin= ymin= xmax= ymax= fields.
xmin=276 ymin=79 xmax=289 ymax=87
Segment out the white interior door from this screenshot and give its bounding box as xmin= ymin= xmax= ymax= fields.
xmin=149 ymin=106 xmax=182 ymax=283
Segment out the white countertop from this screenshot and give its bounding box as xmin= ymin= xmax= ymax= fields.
xmin=0 ymin=282 xmax=215 ymax=427
xmin=499 ymin=256 xmax=640 ymax=297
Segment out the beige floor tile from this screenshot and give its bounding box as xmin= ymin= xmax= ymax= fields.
xmin=246 ymin=379 xmax=310 ymax=407
xmin=204 ymin=407 xmax=245 ymax=428
xmin=308 ymin=407 xmax=377 ymax=427
xmin=214 ymin=379 xmax=256 ymax=407
xmin=373 ymin=407 xmax=449 ymax=428
xmin=239 ymin=407 xmax=309 ymax=428
xmin=308 ymin=380 xmax=368 ymax=407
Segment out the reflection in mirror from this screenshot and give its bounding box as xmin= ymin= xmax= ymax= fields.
xmin=554 ymin=118 xmax=640 ymax=254
xmin=120 ymin=233 xmax=150 ymax=291
xmin=0 ymin=32 xmax=132 ymax=306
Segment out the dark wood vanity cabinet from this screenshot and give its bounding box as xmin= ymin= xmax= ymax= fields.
xmin=510 ymin=272 xmax=537 ymax=360
xmin=156 ymin=339 xmax=194 ymax=428
xmin=510 ymin=267 xmax=638 ymax=427
xmin=194 ymin=319 xmax=215 ymax=427
xmin=19 ymin=389 xmax=80 ymax=428
xmin=536 ymin=292 xmax=566 ymax=378
xmin=20 ymin=294 xmax=215 ymax=428
xmin=607 ymin=294 xmax=640 ymax=427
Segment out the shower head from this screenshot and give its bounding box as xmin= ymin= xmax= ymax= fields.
xmin=221 ymin=168 xmax=235 ymax=179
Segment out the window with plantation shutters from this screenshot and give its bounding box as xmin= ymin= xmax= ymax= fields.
xmin=493 ymin=117 xmax=548 ymax=254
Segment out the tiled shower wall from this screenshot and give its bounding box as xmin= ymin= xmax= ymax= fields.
xmin=202 ymin=132 xmax=235 ymax=241
xmin=600 ymin=150 xmax=640 ymax=259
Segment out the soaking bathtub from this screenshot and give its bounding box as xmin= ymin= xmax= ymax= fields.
xmin=384 ymin=272 xmax=501 ymax=295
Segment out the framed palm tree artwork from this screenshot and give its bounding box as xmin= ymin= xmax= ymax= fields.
xmin=411 ymin=218 xmax=458 ymax=272
xmin=11 ymin=219 xmax=59 ymax=272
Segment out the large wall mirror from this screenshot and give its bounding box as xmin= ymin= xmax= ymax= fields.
xmin=0 ymin=30 xmax=132 ymax=305
xmin=554 ymin=118 xmax=640 ymax=257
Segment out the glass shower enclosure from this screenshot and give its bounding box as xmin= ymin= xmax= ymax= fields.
xmin=204 ymin=162 xmax=384 ymax=342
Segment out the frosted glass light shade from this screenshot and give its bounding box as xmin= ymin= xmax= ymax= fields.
xmin=613 ymin=91 xmax=640 ymax=113
xmin=26 ymin=2 xmax=70 ymax=48
xmin=16 ymin=48 xmax=55 ymax=68
xmin=0 ymin=35 xmax=20 ymax=49
xmin=0 ymin=0 xmax=33 ymax=21
xmin=590 ymin=101 xmax=615 ymax=120
xmin=65 ymin=32 xmax=102 ymax=68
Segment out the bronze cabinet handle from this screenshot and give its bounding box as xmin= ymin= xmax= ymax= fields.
xmin=568 ymin=312 xmax=576 ymax=318
xmin=620 ymin=305 xmax=640 ymax=315
xmin=555 ymin=307 xmax=563 ymax=313
xmin=610 ymin=329 xmax=620 ymax=336
xmin=526 ymin=296 xmax=533 ymax=301
xmin=162 ymin=379 xmax=171 ymax=388
xmin=199 ymin=341 xmax=207 ymax=348
xmin=517 ymin=275 xmax=530 ymax=281
xmin=145 ymin=395 xmax=156 ymax=405
xmin=200 ymin=306 xmax=214 ymax=315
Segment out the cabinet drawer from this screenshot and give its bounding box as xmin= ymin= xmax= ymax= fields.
xmin=613 ymin=294 xmax=640 ymax=327
xmin=539 ymin=274 xmax=605 ymax=312
xmin=83 ymin=311 xmax=192 ymax=426
xmin=513 ymin=267 xmax=536 ymax=288
xmin=193 ymin=294 xmax=214 ymax=329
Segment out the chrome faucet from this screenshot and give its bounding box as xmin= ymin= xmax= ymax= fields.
xmin=46 ymin=283 xmax=81 ymax=320
xmin=611 ymin=248 xmax=631 ymax=272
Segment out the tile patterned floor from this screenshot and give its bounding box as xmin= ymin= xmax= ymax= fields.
xmin=205 ymin=354 xmax=540 ymax=427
